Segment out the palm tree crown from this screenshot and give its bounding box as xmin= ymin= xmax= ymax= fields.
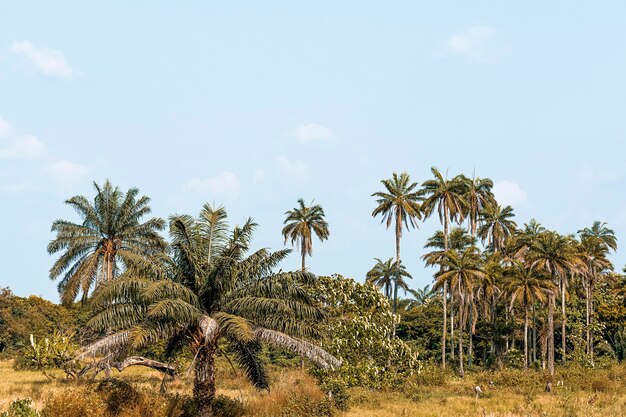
xmin=478 ymin=201 xmax=517 ymax=252
xmin=282 ymin=199 xmax=330 ymax=271
xmin=47 ymin=180 xmax=166 ymax=305
xmin=366 ymin=258 xmax=412 ymax=301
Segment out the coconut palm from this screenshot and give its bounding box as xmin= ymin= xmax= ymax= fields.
xmin=47 ymin=180 xmax=167 ymax=305
xmin=366 ymin=258 xmax=412 ymax=302
xmin=505 ymin=262 xmax=553 ymax=369
xmin=82 ymin=208 xmax=339 ymax=417
xmin=527 ymin=231 xmax=579 ymax=373
xmin=434 ymin=247 xmax=484 ymax=377
xmin=461 ymin=175 xmax=494 ymax=239
xmin=477 ymin=201 xmax=517 ymax=253
xmin=578 ymin=222 xmax=616 ymax=362
xmin=282 ymin=199 xmax=330 ymax=271
xmin=372 ymin=172 xmax=422 ymax=313
xmin=420 ymin=167 xmax=468 ymax=369
xmin=405 ymin=284 xmax=435 ymax=308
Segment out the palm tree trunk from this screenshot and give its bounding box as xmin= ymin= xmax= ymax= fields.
xmin=468 ymin=306 xmax=473 ymax=368
xmin=458 ymin=296 xmax=465 ymax=377
xmin=561 ymin=278 xmax=566 ymax=365
xmin=532 ymin=297 xmax=537 ymax=363
xmin=194 ymin=343 xmax=217 ymax=417
xmin=548 ymin=293 xmax=555 ymax=375
xmin=301 ymin=240 xmax=306 ymax=272
xmin=450 ymin=292 xmax=455 ymax=360
xmin=585 ymin=278 xmax=590 ymax=360
xmin=524 ymin=305 xmax=529 ymax=370
xmin=394 ymin=210 xmax=402 ymax=314
xmin=441 ymin=207 xmax=449 ymax=369
xmin=590 ymin=280 xmax=595 ymax=365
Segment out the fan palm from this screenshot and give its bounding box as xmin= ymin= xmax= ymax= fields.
xmin=527 ymin=231 xmax=579 ymax=373
xmin=420 ymin=167 xmax=468 ymax=369
xmin=578 ymin=222 xmax=616 ymax=362
xmin=47 ymin=180 xmax=166 ymax=305
xmin=434 ymin=247 xmax=484 ymax=377
xmin=366 ymin=258 xmax=412 ymax=302
xmin=477 ymin=201 xmax=517 ymax=253
xmin=505 ymin=262 xmax=553 ymax=369
xmin=282 ymin=199 xmax=330 ymax=271
xmin=82 ymin=208 xmax=339 ymax=417
xmin=372 ymin=172 xmax=422 ymax=313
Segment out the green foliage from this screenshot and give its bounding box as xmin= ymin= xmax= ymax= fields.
xmin=0 ymin=398 xmax=39 ymax=417
xmin=14 ymin=332 xmax=78 ymax=374
xmin=313 ymin=275 xmax=419 ymax=389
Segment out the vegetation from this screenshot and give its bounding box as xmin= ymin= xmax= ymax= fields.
xmin=282 ymin=198 xmax=330 ymax=271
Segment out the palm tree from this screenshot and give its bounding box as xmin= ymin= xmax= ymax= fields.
xmin=420 ymin=167 xmax=468 ymax=369
xmin=434 ymin=247 xmax=484 ymax=377
xmin=82 ymin=208 xmax=339 ymax=417
xmin=405 ymin=284 xmax=435 ymax=308
xmin=282 ymin=199 xmax=330 ymax=271
xmin=477 ymin=201 xmax=517 ymax=253
xmin=527 ymin=231 xmax=579 ymax=373
xmin=372 ymin=172 xmax=422 ymax=313
xmin=47 ymin=180 xmax=166 ymax=305
xmin=578 ymin=221 xmax=616 ymax=363
xmin=505 ymin=262 xmax=553 ymax=369
xmin=366 ymin=258 xmax=412 ymax=302
xmin=461 ymin=175 xmax=494 ymax=239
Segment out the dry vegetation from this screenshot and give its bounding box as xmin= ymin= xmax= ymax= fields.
xmin=2 ymin=359 xmax=626 ymax=416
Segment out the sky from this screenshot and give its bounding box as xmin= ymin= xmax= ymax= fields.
xmin=2 ymin=1 xmax=626 ymax=302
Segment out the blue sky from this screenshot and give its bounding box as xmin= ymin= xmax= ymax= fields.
xmin=2 ymin=1 xmax=626 ymax=301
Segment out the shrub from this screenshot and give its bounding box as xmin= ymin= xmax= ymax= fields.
xmin=212 ymin=395 xmax=246 ymax=417
xmin=1 ymin=398 xmax=39 ymax=417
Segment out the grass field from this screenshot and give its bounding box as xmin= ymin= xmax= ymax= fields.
xmin=2 ymin=360 xmax=626 ymax=416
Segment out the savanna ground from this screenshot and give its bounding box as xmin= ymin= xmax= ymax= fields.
xmin=2 ymin=359 xmax=626 ymax=417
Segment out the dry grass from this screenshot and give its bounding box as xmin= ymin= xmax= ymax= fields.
xmin=2 ymin=360 xmax=626 ymax=416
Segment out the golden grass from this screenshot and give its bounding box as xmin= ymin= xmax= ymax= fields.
xmin=2 ymin=359 xmax=626 ymax=417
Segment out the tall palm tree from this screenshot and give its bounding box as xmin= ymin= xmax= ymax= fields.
xmin=405 ymin=284 xmax=435 ymax=308
xmin=477 ymin=201 xmax=517 ymax=253
xmin=421 ymin=167 xmax=468 ymax=368
xmin=366 ymin=258 xmax=412 ymax=302
xmin=82 ymin=208 xmax=339 ymax=417
xmin=47 ymin=180 xmax=166 ymax=305
xmin=527 ymin=231 xmax=579 ymax=373
xmin=505 ymin=262 xmax=553 ymax=369
xmin=578 ymin=221 xmax=616 ymax=363
xmin=282 ymin=199 xmax=330 ymax=271
xmin=372 ymin=172 xmax=422 ymax=313
xmin=461 ymin=175 xmax=494 ymax=239
xmin=434 ymin=247 xmax=484 ymax=377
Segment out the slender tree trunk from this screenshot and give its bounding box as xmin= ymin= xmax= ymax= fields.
xmin=468 ymin=306 xmax=473 ymax=367
xmin=585 ymin=278 xmax=591 ymax=360
xmin=458 ymin=298 xmax=465 ymax=378
xmin=590 ymin=281 xmax=595 ymax=365
xmin=394 ymin=210 xmax=402 ymax=314
xmin=441 ymin=207 xmax=449 ymax=369
xmin=561 ymin=278 xmax=566 ymax=365
xmin=532 ymin=298 xmax=537 ymax=363
xmin=548 ymin=293 xmax=555 ymax=375
xmin=524 ymin=306 xmax=529 ymax=370
xmin=301 ymin=240 xmax=306 ymax=272
xmin=194 ymin=344 xmax=217 ymax=417
xmin=450 ymin=292 xmax=455 ymax=360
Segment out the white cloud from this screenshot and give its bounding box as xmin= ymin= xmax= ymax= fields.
xmin=276 ymin=157 xmax=308 ymax=181
xmin=184 ymin=171 xmax=241 ymax=200
xmin=295 ymin=123 xmax=335 ymax=144
xmin=493 ymin=180 xmax=527 ymax=207
xmin=0 ymin=118 xmax=10 ymax=135
xmin=47 ymin=159 xmax=88 ymax=187
xmin=439 ymin=25 xmax=508 ymax=64
xmin=10 ymin=40 xmax=75 ymax=79
xmin=252 ymin=169 xmax=266 ymax=184
xmin=0 ymin=134 xmax=47 ymax=160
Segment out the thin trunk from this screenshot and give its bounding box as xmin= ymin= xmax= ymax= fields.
xmin=532 ymin=298 xmax=537 ymax=363
xmin=450 ymin=292 xmax=455 ymax=360
xmin=301 ymin=240 xmax=306 ymax=272
xmin=585 ymin=280 xmax=591 ymax=359
xmin=394 ymin=210 xmax=402 ymax=314
xmin=524 ymin=306 xmax=529 ymax=370
xmin=548 ymin=293 xmax=555 ymax=375
xmin=441 ymin=206 xmax=449 ymax=369
xmin=468 ymin=306 xmax=473 ymax=367
xmin=194 ymin=344 xmax=217 ymax=417
xmin=561 ymin=278 xmax=566 ymax=365
xmin=458 ymin=293 xmax=465 ymax=377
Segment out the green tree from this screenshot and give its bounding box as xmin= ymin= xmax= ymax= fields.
xmin=461 ymin=175 xmax=494 ymax=239
xmin=420 ymin=167 xmax=468 ymax=369
xmin=372 ymin=172 xmax=422 ymax=313
xmin=282 ymin=199 xmax=330 ymax=271
xmin=47 ymin=181 xmax=166 ymax=305
xmin=83 ymin=207 xmax=339 ymax=417
xmin=477 ymin=201 xmax=517 ymax=253
xmin=434 ymin=247 xmax=484 ymax=377
xmin=366 ymin=258 xmax=412 ymax=302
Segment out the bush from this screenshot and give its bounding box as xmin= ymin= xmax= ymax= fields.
xmin=1 ymin=398 xmax=39 ymax=417
xmin=212 ymin=395 xmax=246 ymax=417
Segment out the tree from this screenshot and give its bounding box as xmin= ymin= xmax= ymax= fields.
xmin=421 ymin=167 xmax=468 ymax=369
xmin=461 ymin=175 xmax=494 ymax=239
xmin=282 ymin=199 xmax=330 ymax=271
xmin=477 ymin=201 xmax=517 ymax=253
xmin=366 ymin=258 xmax=412 ymax=303
xmin=372 ymin=172 xmax=422 ymax=313
xmin=82 ymin=207 xmax=339 ymax=417
xmin=434 ymin=247 xmax=484 ymax=377
xmin=578 ymin=221 xmax=616 ymax=363
xmin=527 ymin=231 xmax=579 ymax=373
xmin=505 ymin=262 xmax=553 ymax=369
xmin=47 ymin=181 xmax=166 ymax=305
